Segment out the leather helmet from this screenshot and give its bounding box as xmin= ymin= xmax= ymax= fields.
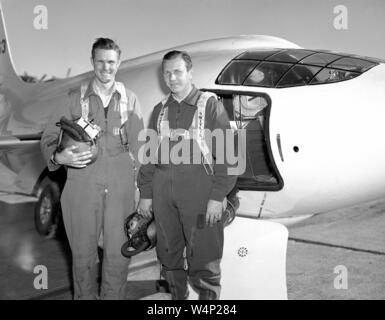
xmin=121 ymin=211 xmax=156 ymax=258
xmin=56 ymin=116 xmax=99 ymax=165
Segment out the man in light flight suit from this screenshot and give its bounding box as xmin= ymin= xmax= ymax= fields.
xmin=41 ymin=38 xmax=144 ymax=299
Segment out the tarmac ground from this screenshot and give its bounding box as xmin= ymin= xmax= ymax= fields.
xmin=0 ymin=196 xmax=384 ymax=300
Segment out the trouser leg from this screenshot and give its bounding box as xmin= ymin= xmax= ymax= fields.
xmin=175 ymin=167 xmax=224 ymax=300
xmin=179 ymin=207 xmax=223 ymax=300
xmin=187 ymin=226 xmax=223 ymax=300
xmin=61 ymin=181 xmax=103 ymax=300
xmin=100 ymin=181 xmax=134 ymax=300
xmin=153 ymin=169 xmax=188 ymax=300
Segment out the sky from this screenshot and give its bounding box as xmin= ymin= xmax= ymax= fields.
xmin=1 ymin=0 xmax=385 ymax=79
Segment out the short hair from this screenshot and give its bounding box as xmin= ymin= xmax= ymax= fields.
xmin=162 ymin=50 xmax=193 ymax=71
xmin=91 ymin=38 xmax=121 ymax=60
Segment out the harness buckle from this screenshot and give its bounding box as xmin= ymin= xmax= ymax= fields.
xmin=169 ymin=129 xmax=189 ymax=141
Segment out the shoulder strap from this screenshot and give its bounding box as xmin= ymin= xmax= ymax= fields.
xmin=196 ymin=91 xmax=217 ymax=139
xmin=195 ymin=92 xmax=217 ymax=175
xmin=161 ymin=94 xmax=170 ymax=106
xmin=157 ymin=94 xmax=171 ymax=136
xmin=80 ymin=82 xmax=89 ymax=120
xmin=115 ymin=82 xmax=130 ymax=125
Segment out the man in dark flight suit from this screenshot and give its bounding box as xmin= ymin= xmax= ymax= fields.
xmin=137 ymin=51 xmax=236 ymax=300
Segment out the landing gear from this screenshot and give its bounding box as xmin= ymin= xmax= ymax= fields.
xmin=34 ymin=181 xmax=61 ymax=238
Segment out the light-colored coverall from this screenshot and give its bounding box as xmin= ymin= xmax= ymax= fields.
xmin=40 ymin=80 xmax=144 ymax=299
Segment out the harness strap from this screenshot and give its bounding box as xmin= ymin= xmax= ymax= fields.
xmin=80 ymin=83 xmax=89 ymax=120
xmin=196 ymin=92 xmax=216 ymax=174
xmin=115 ymin=82 xmax=130 ymax=125
xmin=157 ymin=94 xmax=170 ymax=138
xmin=156 ymin=91 xmax=217 ymax=175
xmin=80 ymin=81 xmax=130 ymax=126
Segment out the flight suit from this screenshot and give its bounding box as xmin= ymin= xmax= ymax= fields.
xmin=40 ymin=80 xmax=144 ymax=299
xmin=138 ymin=86 xmax=237 ymax=299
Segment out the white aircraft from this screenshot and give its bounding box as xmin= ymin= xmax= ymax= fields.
xmin=1 ymin=3 xmax=385 ymax=299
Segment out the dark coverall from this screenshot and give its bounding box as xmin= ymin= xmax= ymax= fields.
xmin=138 ymin=86 xmax=237 ymax=299
xmin=40 ymin=80 xmax=144 ymax=299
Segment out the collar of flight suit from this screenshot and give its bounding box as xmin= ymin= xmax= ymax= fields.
xmin=165 ymin=85 xmax=200 ymax=108
xmin=82 ymin=79 xmax=123 ymax=101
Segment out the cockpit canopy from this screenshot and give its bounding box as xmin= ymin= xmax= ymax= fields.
xmin=216 ymin=49 xmax=383 ymax=88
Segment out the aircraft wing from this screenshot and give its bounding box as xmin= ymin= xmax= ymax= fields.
xmin=0 ymin=133 xmax=42 ymax=203
xmin=0 ymin=133 xmax=41 ymax=204
xmin=0 ymin=133 xmax=42 ymax=150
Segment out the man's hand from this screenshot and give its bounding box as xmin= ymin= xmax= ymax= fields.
xmin=55 ymin=145 xmax=92 ymax=168
xmin=137 ymin=198 xmax=153 ymax=219
xmin=205 ymin=199 xmax=223 ymax=227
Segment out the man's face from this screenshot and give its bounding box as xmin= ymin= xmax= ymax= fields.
xmin=91 ymin=49 xmax=121 ymax=84
xmin=162 ymin=57 xmax=192 ymax=97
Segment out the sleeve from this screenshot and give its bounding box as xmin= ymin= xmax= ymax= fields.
xmin=136 ymin=105 xmax=159 ymax=199
xmin=40 ymin=92 xmax=76 ymax=171
xmin=206 ymin=97 xmax=238 ymax=202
